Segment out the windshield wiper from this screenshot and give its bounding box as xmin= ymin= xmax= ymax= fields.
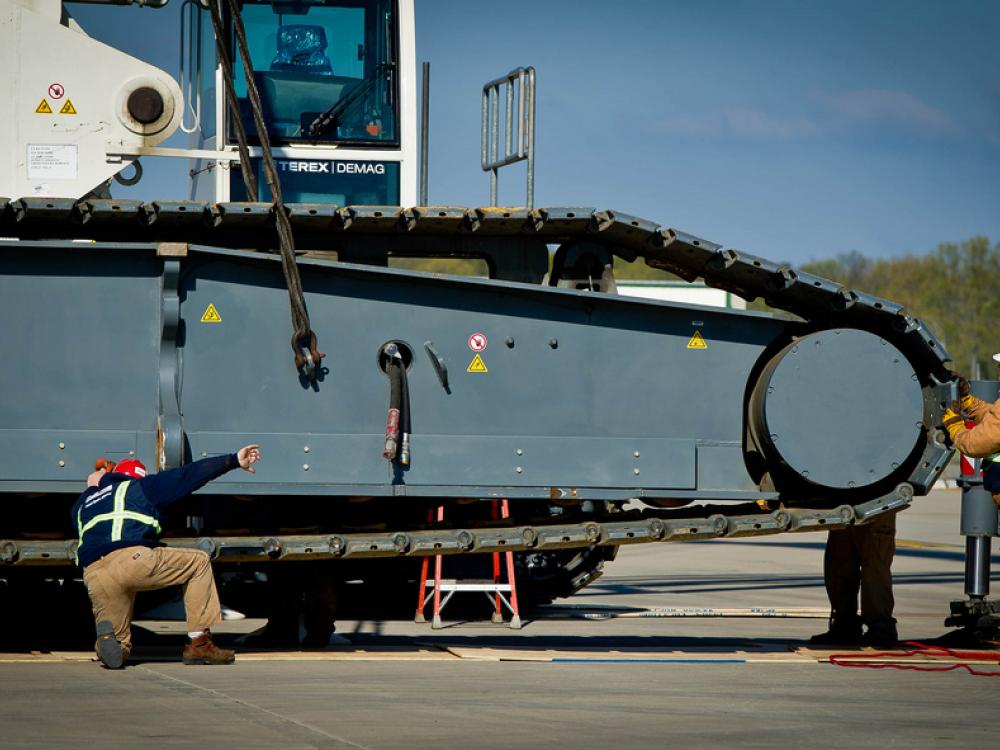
xmin=305 ymin=62 xmax=391 ymax=138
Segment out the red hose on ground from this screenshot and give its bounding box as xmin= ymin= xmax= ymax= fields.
xmin=828 ymin=641 xmax=1000 ymax=676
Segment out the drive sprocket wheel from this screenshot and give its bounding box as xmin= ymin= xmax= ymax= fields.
xmin=514 ymin=545 xmax=618 ymax=607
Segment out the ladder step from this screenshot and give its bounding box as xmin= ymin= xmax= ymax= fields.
xmin=423 ymin=579 xmax=512 ymax=592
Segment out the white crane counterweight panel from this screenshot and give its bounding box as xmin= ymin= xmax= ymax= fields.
xmin=0 ymin=0 xmax=182 ymax=199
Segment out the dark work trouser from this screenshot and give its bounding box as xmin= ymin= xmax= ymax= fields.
xmin=823 ymin=511 xmax=897 ymax=636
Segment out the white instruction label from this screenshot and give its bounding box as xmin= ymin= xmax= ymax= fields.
xmin=27 ymin=144 xmax=77 ymax=180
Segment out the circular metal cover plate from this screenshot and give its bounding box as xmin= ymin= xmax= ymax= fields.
xmin=762 ymin=329 xmax=923 ymax=489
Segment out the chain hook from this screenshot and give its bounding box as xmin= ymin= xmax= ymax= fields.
xmin=293 ymin=330 xmax=325 ymax=381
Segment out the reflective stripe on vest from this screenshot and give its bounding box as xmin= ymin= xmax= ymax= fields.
xmin=76 ymin=481 xmax=162 ymax=548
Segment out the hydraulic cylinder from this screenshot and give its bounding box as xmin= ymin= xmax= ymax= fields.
xmin=958 ymin=380 xmax=1000 ymax=600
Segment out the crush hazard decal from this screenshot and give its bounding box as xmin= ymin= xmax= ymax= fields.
xmin=687 ymin=330 xmax=708 ymax=350
xmin=200 ymin=304 xmax=222 ymax=323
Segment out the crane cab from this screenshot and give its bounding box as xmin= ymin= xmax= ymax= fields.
xmin=186 ymin=0 xmax=417 ymax=206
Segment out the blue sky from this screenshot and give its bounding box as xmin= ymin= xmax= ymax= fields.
xmin=70 ymin=0 xmax=1000 ymax=265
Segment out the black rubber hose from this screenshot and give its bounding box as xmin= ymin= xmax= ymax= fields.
xmin=383 ymin=359 xmax=402 ymax=460
xmin=399 ymin=358 xmax=411 ymax=466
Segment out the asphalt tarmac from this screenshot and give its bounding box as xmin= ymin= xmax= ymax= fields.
xmin=1 ymin=488 xmax=998 ymax=749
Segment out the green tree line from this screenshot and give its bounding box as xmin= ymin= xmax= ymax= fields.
xmin=616 ymin=236 xmax=1000 ymax=374
xmin=797 ymin=237 xmax=1000 ymax=377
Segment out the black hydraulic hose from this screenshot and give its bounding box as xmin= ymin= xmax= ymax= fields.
xmin=383 ymin=357 xmax=402 ymax=461
xmin=399 ymin=358 xmax=411 ymax=466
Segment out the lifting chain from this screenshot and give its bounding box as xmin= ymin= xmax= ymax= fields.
xmin=205 ymin=0 xmax=324 ymax=380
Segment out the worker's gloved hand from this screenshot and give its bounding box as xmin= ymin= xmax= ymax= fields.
xmin=941 ymin=408 xmax=965 ymax=441
xmin=949 ymin=371 xmax=978 ymax=411
xmin=237 ymin=444 xmax=261 ymax=473
xmin=950 ymin=371 xmax=971 ymax=397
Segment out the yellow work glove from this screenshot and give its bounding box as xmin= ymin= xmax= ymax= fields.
xmin=950 ymin=371 xmax=970 ymax=397
xmin=942 ymin=408 xmax=965 ymax=441
xmin=949 ymin=372 xmax=976 ymax=411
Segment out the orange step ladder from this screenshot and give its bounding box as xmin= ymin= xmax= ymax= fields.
xmin=415 ymin=499 xmax=522 ymax=629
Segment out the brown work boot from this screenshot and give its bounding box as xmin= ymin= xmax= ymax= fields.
xmin=182 ymin=631 xmax=235 ymax=665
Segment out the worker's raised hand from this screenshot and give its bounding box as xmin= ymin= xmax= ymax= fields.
xmin=237 ymin=444 xmax=261 ymax=473
xmin=949 ymin=370 xmax=970 ymax=397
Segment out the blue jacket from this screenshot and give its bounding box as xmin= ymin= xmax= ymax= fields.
xmin=71 ymin=454 xmax=238 ymax=568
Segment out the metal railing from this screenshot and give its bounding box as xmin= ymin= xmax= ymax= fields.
xmin=481 ymin=67 xmax=536 ymax=208
xmin=419 ymin=62 xmax=430 ymax=205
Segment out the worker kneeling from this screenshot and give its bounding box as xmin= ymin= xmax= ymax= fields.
xmin=72 ymin=445 xmax=261 ymax=668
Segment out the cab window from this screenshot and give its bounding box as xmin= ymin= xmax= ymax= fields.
xmin=231 ymin=0 xmax=398 ymax=145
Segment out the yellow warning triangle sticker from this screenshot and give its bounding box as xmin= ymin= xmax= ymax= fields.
xmin=35 ymin=99 xmax=52 ymax=114
xmin=59 ymin=99 xmax=77 ymax=115
xmin=467 ymin=353 xmax=488 ymax=373
xmin=687 ymin=330 xmax=708 ymax=349
xmin=200 ymin=303 xmax=222 ymax=323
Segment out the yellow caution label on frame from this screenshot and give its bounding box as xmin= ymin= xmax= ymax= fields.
xmin=35 ymin=99 xmax=52 ymax=114
xmin=200 ymin=303 xmax=222 ymax=323
xmin=467 ymin=354 xmax=488 ymax=373
xmin=687 ymin=330 xmax=708 ymax=349
xmin=59 ymin=99 xmax=77 ymax=115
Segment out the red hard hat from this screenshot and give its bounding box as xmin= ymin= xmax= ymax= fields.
xmin=112 ymin=459 xmax=147 ymax=479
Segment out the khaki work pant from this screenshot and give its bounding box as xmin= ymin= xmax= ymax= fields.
xmin=823 ymin=511 xmax=897 ymax=634
xmin=83 ymin=546 xmax=222 ymax=658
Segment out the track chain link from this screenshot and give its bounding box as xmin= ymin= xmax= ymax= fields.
xmin=0 ymin=485 xmax=912 ymax=566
